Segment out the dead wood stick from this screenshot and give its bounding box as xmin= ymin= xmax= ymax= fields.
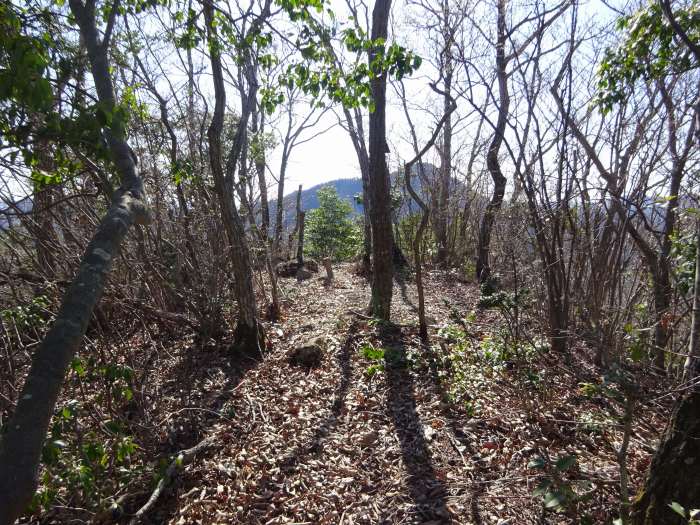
xmin=129 ymin=436 xmax=216 ymax=524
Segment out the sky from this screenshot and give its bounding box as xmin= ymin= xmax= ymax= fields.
xmin=265 ymin=0 xmax=622 ymax=197
xmin=264 ymin=0 xmax=435 ymax=196
xmin=267 ymin=116 xmax=360 ymax=192
xmin=0 ymin=0 xmax=624 ymax=203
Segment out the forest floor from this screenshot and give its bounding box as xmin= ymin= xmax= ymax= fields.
xmin=30 ymin=264 xmax=669 ymax=525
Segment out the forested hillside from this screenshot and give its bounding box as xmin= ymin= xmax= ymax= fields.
xmin=0 ymin=0 xmax=699 ymax=524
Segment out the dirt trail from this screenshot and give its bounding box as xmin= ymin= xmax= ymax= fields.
xmin=145 ymin=265 xmax=660 ymax=525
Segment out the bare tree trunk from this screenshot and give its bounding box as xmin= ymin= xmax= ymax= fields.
xmin=295 ymin=211 xmax=306 ymax=282
xmin=204 ymin=0 xmax=266 ymax=350
xmin=617 ymin=393 xmax=636 ymax=524
xmin=33 ymin=175 xmax=58 ymax=280
xmin=434 ymin=0 xmax=453 ymax=267
xmin=323 ymin=257 xmax=333 ymax=284
xmin=399 ymin=78 xmax=456 ymax=341
xmin=651 ymin=91 xmax=684 ymax=367
xmin=251 ymin=105 xmax=270 ymax=240
xmin=296 ymin=211 xmax=305 ymax=269
xmin=475 ymin=0 xmax=509 ymax=283
xmin=341 ymin=105 xmax=372 ymax=272
xmin=287 ymin=184 xmax=302 ymax=259
xmin=407 ymin=171 xmax=430 ymax=341
xmin=0 ymin=1 xmax=150 ymax=520
xmin=652 ymin=271 xmax=671 ymax=370
xmin=368 ymin=0 xmax=394 ymax=320
xmin=275 ymin=153 xmax=289 ymax=256
xmin=361 ymin=162 xmax=373 ymax=271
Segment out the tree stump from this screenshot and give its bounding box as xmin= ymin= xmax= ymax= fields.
xmin=322 ymin=257 xmax=333 ymax=284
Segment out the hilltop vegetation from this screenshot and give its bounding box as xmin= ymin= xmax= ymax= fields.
xmin=0 ymin=0 xmax=699 ymax=524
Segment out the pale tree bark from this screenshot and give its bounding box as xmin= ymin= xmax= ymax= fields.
xmin=368 ymin=0 xmax=394 ymax=320
xmin=204 ymin=0 xmax=268 ymax=349
xmin=0 ymin=0 xmax=150 ymax=521
xmin=434 ymin=0 xmax=454 ymax=267
xmin=251 ymin=104 xmax=270 ymax=240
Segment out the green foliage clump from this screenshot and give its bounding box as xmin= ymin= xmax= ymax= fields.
xmin=305 ymin=185 xmax=362 ymax=261
xmin=671 ymin=228 xmax=698 ymax=296
xmin=33 ymin=396 xmax=140 ymax=513
xmin=528 ymin=453 xmax=592 ymax=513
xmin=596 ymin=0 xmax=700 ymax=112
xmin=29 ymin=355 xmax=143 ymax=513
xmin=1 ymin=295 xmax=50 ymax=331
xmin=358 ymin=342 xmax=410 ymax=377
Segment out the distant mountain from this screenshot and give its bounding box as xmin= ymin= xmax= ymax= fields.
xmin=269 ymin=163 xmax=445 ymax=229
xmin=268 ymin=178 xmax=364 ymax=229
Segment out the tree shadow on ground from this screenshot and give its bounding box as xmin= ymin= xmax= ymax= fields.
xmin=131 ymin=337 xmax=265 ymax=523
xmin=161 ymin=339 xmax=263 ymax=450
xmin=245 ymin=321 xmax=357 ymax=522
xmin=395 ymin=270 xmax=419 ymax=313
xmin=278 ymin=322 xmax=356 ymax=466
xmin=423 ymin=340 xmax=485 ymax=524
xmin=377 ymin=324 xmax=453 ymax=523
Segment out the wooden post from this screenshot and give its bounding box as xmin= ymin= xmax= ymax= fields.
xmin=323 ymin=256 xmax=333 ymax=284
xmin=296 ymin=211 xmax=306 ymax=281
xmin=297 ymin=211 xmax=305 ymax=267
xmin=287 ymin=184 xmax=303 ymax=259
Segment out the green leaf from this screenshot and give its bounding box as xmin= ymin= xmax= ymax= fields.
xmin=360 ymin=345 xmax=385 ymax=361
xmin=532 ymin=479 xmax=551 ymax=496
xmin=543 ymin=490 xmax=566 ymax=509
xmin=528 ymin=457 xmax=546 ymax=469
xmin=555 ymin=454 xmax=576 ymax=472
xmin=669 ymin=502 xmax=687 ymax=518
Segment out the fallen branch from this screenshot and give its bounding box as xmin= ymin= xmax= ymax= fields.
xmin=129 ymin=436 xmax=216 ymax=524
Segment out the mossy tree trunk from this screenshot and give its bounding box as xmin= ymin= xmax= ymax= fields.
xmin=0 ymin=0 xmax=150 ymax=520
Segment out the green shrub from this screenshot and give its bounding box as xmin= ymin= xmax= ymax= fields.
xmin=305 ymin=185 xmax=362 ymax=261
